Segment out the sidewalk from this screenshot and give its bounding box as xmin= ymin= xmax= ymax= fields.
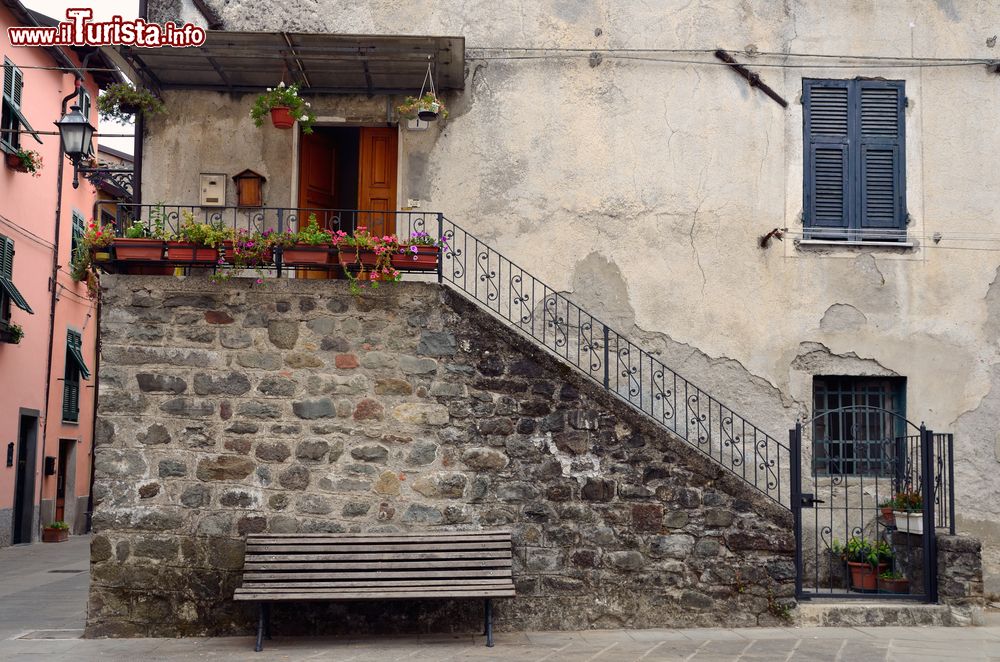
xmin=3 ymin=535 xmax=1000 ymax=660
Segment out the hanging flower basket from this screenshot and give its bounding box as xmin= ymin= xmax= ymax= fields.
xmin=397 ymin=93 xmax=448 ymax=122
xmin=270 ymin=107 xmax=296 ymax=130
xmin=5 ymin=152 xmax=26 ymax=172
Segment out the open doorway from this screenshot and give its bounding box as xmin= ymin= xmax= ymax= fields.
xmin=298 ymin=126 xmax=398 ymax=237
xmin=55 ymin=439 xmax=76 ymax=525
xmin=12 ymin=413 xmax=38 ymax=544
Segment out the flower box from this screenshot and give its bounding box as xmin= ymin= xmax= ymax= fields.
xmin=166 ymin=242 xmax=218 ymax=264
xmin=42 ymin=527 xmax=68 ymax=543
xmin=113 ymin=238 xmax=164 ymax=261
xmin=338 ymin=248 xmax=379 ymax=270
xmin=892 ymin=510 xmax=924 ymax=535
xmin=220 ymin=241 xmax=273 ymax=266
xmin=848 ymin=562 xmax=889 ymax=592
xmin=5 ymin=152 xmax=27 ymax=172
xmin=0 ymin=327 xmax=22 ymax=344
xmin=878 ymin=576 xmax=911 ymax=594
xmin=391 ymin=245 xmax=440 ymax=271
xmin=282 ymin=245 xmax=331 ymax=265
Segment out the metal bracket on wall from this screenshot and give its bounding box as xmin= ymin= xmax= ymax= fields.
xmin=714 ymin=49 xmax=788 ymax=108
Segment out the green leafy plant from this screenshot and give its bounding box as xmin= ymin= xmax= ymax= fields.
xmin=879 ymin=570 xmax=905 ymax=580
xmin=176 ymin=211 xmax=226 ymax=247
xmin=13 ymin=148 xmax=43 ymax=176
xmin=396 ymin=92 xmax=448 ymax=120
xmin=213 ymin=228 xmax=275 ymax=284
xmin=70 ymin=220 xmax=115 ymax=297
xmin=46 ymin=521 xmax=69 ymax=530
xmin=98 ymin=83 xmax=165 ymax=122
xmin=294 ymin=214 xmax=341 ymax=245
xmin=342 ymin=226 xmax=400 ymax=294
xmin=123 ymin=218 xmax=149 ymax=239
xmin=837 ymin=536 xmax=892 ymax=568
xmin=1 ymin=321 xmax=23 ymax=343
xmin=893 ymin=490 xmax=922 ymax=512
xmin=250 ymin=82 xmax=316 ymax=134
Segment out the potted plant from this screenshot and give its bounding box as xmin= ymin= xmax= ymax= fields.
xmin=892 ymin=489 xmax=924 ymax=535
xmin=878 ymin=570 xmax=911 ymax=594
xmin=391 ymin=231 xmax=447 ymax=271
xmin=70 ymin=220 xmax=115 ymax=297
xmin=6 ymin=148 xmax=43 ymax=176
xmin=275 ymin=214 xmax=343 ymax=265
xmin=215 ymin=228 xmax=275 ymax=283
xmin=396 ymin=93 xmax=448 ymax=122
xmin=879 ymin=497 xmax=895 ymax=526
xmin=98 ymin=82 xmax=165 ymax=122
xmin=113 ymin=218 xmax=164 ymax=261
xmin=250 ymin=82 xmax=316 ymax=133
xmin=167 ymin=211 xmax=226 ymax=263
xmin=0 ymin=321 xmax=23 ymax=344
xmin=42 ymin=521 xmax=69 ymax=543
xmin=841 ymin=536 xmax=892 ymax=592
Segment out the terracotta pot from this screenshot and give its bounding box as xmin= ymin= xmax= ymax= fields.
xmin=5 ymin=152 xmax=28 ymax=172
xmin=270 ymin=106 xmax=295 ymax=129
xmin=391 ymin=245 xmax=440 ymax=271
xmin=338 ymin=248 xmax=379 ymax=270
xmin=878 ymin=577 xmax=911 ymax=594
xmin=113 ymin=238 xmax=164 ymax=261
xmin=881 ymin=507 xmax=895 ymax=526
xmin=42 ymin=527 xmax=68 ymax=543
xmin=848 ymin=562 xmax=889 ymax=592
xmin=220 ymin=241 xmax=273 ymax=266
xmin=282 ymin=244 xmax=331 ymax=265
xmin=166 ymin=242 xmax=218 ymax=264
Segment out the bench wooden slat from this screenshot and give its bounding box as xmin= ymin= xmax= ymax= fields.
xmin=235 ymin=589 xmax=516 ymax=602
xmin=244 ymin=569 xmax=511 ymax=581
xmin=237 ymin=585 xmax=514 ymax=595
xmin=238 ymin=579 xmax=514 ymax=589
xmin=247 ymin=542 xmax=511 ymax=553
xmin=244 ymin=534 xmax=510 ymax=545
xmin=244 ymin=559 xmax=512 ymax=571
xmin=246 ymin=551 xmax=511 ymax=562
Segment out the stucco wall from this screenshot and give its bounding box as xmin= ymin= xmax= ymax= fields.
xmin=145 ymin=0 xmax=1000 ymax=589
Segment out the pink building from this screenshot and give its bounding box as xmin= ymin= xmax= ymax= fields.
xmin=0 ymin=0 xmax=119 ymax=546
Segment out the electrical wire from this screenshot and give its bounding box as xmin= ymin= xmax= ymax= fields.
xmin=0 ymin=214 xmax=56 ymax=250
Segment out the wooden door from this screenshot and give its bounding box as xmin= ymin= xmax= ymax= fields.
xmin=357 ymin=127 xmax=398 ymax=237
xmin=297 ymin=132 xmax=337 ymax=279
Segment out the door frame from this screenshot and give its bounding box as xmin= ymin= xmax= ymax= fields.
xmin=12 ymin=409 xmax=39 ymax=544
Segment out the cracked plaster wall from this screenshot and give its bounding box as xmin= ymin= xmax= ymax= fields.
xmin=147 ymin=0 xmax=1000 ymax=590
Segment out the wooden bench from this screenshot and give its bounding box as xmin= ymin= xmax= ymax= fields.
xmin=234 ymin=530 xmax=515 ymax=651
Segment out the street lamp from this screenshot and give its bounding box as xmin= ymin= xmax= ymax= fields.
xmin=55 ymin=104 xmax=95 ymax=189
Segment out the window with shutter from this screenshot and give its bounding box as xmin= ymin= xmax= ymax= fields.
xmin=0 ymin=235 xmax=32 ymax=318
xmin=803 ymin=79 xmax=906 ymax=241
xmin=1 ymin=58 xmax=22 ymax=152
xmin=71 ymin=211 xmax=85 ymax=259
xmin=63 ymin=330 xmax=87 ymax=423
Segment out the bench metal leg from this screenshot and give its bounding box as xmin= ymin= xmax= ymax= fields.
xmin=484 ymin=598 xmax=494 ymax=647
xmin=255 ymin=603 xmax=265 ymax=652
xmin=264 ymin=603 xmax=272 ymax=640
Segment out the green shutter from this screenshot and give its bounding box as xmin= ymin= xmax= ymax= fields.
xmin=0 ymin=236 xmax=32 ymax=314
xmin=2 ymin=59 xmax=13 ymax=105
xmin=803 ymin=81 xmax=850 ymax=238
xmin=71 ymin=211 xmax=85 ymax=257
xmin=67 ymin=330 xmax=90 ymax=380
xmin=62 ymin=380 xmax=79 ymax=422
xmin=858 ymin=81 xmax=906 ymax=234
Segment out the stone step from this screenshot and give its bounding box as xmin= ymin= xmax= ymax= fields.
xmin=796 ymin=600 xmax=958 ymax=627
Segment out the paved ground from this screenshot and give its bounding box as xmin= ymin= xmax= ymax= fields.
xmin=4 ymin=535 xmax=1000 ymax=660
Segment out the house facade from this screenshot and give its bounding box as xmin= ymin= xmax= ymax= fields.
xmin=0 ymin=0 xmax=114 ymax=546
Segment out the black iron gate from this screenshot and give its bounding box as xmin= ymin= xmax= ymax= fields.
xmin=790 ymin=406 xmax=954 ymax=601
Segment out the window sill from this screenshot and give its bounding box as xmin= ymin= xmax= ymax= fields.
xmin=796 ymin=239 xmax=917 ymax=251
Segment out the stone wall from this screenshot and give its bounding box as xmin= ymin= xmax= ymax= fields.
xmin=88 ymin=275 xmax=795 ymax=637
xmin=938 ymin=534 xmax=985 ymax=622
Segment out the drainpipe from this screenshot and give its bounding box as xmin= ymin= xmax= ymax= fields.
xmin=133 ymin=0 xmax=147 ymax=205
xmin=84 ymin=295 xmax=100 ymax=533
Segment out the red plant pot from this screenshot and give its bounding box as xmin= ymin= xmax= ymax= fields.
xmin=880 ymin=507 xmax=895 ymax=526
xmin=166 ymin=242 xmax=218 ymax=264
xmin=270 ymin=107 xmax=295 ymax=129
xmin=220 ymin=241 xmax=274 ymax=266
xmin=877 ymin=577 xmax=911 ymax=594
xmin=42 ymin=527 xmax=68 ymax=543
xmin=391 ymin=245 xmax=440 ymax=271
xmin=5 ymin=152 xmax=28 ymax=172
xmin=282 ymin=244 xmax=331 ymax=265
xmin=848 ymin=562 xmax=889 ymax=592
xmin=113 ymin=238 xmax=164 ymax=261
xmin=338 ymin=248 xmax=379 ymax=270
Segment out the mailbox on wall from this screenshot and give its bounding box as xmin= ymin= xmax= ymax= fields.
xmin=44 ymin=456 xmax=56 ymax=476
xmin=199 ymin=173 xmax=226 ymax=207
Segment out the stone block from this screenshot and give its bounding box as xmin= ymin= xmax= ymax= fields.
xmin=375 ymin=378 xmax=413 ymax=395
xmin=417 ymin=331 xmax=457 ymax=357
xmin=351 ymin=445 xmax=389 ymax=462
xmin=196 ymin=456 xmax=255 ymax=481
xmin=267 ymin=320 xmax=299 ymax=349
xmin=393 ymin=403 xmax=449 ymax=426
xmin=136 ymin=373 xmax=187 ymax=394
xmin=193 ymin=372 xmax=251 ymax=396
xmin=353 ymin=399 xmax=385 ymax=420
xmin=295 ymin=439 xmax=330 ymax=461
xmin=412 ymin=473 xmax=467 ymax=499
xmin=255 ymin=442 xmax=291 ymax=462
xmin=461 ymin=448 xmax=508 ymax=471
xmin=373 ymin=471 xmax=401 ymax=495
xmin=292 ymin=398 xmax=336 ymax=419
xmin=278 ymin=465 xmax=310 ymax=490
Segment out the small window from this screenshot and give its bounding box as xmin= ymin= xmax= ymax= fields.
xmin=803 ymin=79 xmax=906 ymax=242
xmin=1 ymin=58 xmax=24 ymax=152
xmin=71 ymin=211 xmax=85 ymax=259
xmin=0 ymin=235 xmax=33 ymax=322
xmin=63 ymin=330 xmax=90 ymax=423
xmin=812 ymin=376 xmax=906 ymax=477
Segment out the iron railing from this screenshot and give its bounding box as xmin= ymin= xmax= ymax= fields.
xmin=437 ymin=216 xmax=791 ymax=509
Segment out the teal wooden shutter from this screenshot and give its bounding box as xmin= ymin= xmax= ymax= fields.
xmin=858 ymin=81 xmax=905 ymax=234
xmin=0 ymin=236 xmax=32 ymax=314
xmin=63 ymin=331 xmax=84 ymax=422
xmin=71 ymin=211 xmax=85 ymax=257
xmin=803 ymin=80 xmax=851 ymax=237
